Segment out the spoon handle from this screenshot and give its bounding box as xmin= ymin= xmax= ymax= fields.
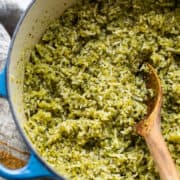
xmin=145 ymin=121 xmax=180 ymax=180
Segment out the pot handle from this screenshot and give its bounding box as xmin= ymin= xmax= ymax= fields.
xmin=0 ymin=153 xmax=55 ymax=179
xmin=0 ymin=67 xmax=7 ymax=97
xmin=0 ymin=68 xmax=57 ymax=179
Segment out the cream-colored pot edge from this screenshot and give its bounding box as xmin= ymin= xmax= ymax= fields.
xmin=0 ymin=0 xmax=76 ymax=179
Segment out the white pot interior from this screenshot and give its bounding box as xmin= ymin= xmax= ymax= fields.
xmin=7 ymin=0 xmax=76 ymax=168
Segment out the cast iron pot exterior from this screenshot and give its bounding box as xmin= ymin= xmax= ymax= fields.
xmin=0 ymin=0 xmax=76 ymax=179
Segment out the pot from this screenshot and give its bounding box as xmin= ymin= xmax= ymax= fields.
xmin=0 ymin=0 xmax=76 ymax=179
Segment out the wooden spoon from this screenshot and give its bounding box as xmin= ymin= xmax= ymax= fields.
xmin=136 ymin=64 xmax=180 ymax=180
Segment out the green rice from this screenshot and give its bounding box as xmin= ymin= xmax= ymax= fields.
xmin=23 ymin=0 xmax=180 ymax=179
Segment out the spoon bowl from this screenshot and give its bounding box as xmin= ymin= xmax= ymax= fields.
xmin=136 ymin=64 xmax=179 ymax=180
